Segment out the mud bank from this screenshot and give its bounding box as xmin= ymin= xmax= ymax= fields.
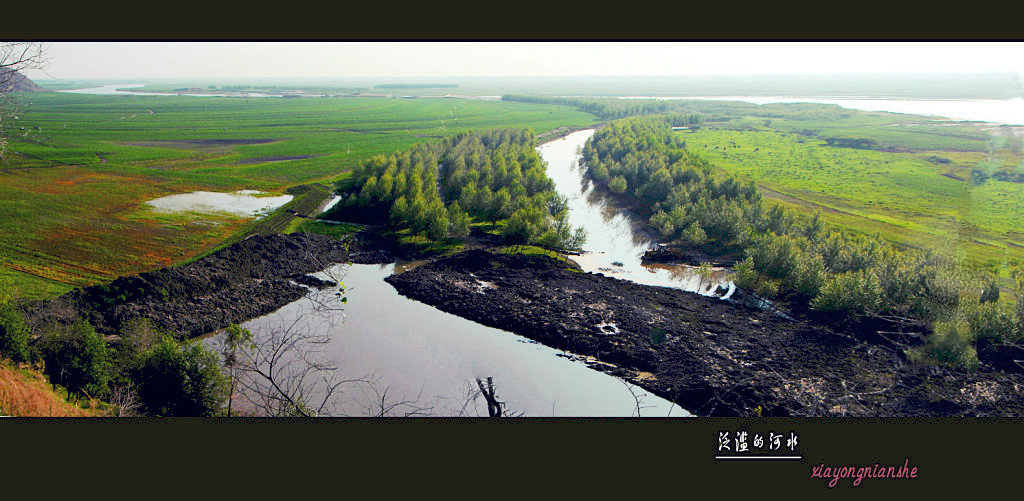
xmin=385 ymin=249 xmax=1024 ymax=416
xmin=37 ymin=231 xmax=392 ymax=340
xmin=641 ymin=244 xmax=743 ymax=268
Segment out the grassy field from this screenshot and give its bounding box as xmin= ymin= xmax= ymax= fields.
xmin=685 ymin=110 xmax=1024 ymax=275
xmin=1 ymin=92 xmax=598 ymax=299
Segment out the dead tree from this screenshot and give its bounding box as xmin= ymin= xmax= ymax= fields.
xmin=476 ymin=377 xmax=504 ymax=417
xmin=1 ymin=42 xmax=47 ymax=161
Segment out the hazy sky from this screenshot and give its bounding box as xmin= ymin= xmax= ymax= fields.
xmin=23 ymin=42 xmax=1024 ymax=80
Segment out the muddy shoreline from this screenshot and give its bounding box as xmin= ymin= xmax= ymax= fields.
xmin=385 ymin=249 xmax=1024 ymax=416
xmin=33 ymin=231 xmax=397 ymax=340
xmin=36 ymin=228 xmax=1024 ymax=416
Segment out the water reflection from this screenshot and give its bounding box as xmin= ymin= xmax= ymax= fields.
xmin=145 ymin=190 xmax=293 ymax=216
xmin=540 ymin=130 xmax=734 ymax=296
xmin=220 ymin=263 xmax=689 ymax=417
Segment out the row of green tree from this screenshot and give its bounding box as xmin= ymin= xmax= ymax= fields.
xmin=329 ymin=128 xmax=585 ymax=252
xmin=582 ymin=116 xmax=1024 ymax=366
xmin=502 ymin=94 xmax=857 ymax=123
xmin=503 ymin=94 xmax=708 ymax=123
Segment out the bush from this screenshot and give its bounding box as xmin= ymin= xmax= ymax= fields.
xmin=0 ymin=305 xmax=30 ymax=363
xmin=132 ymin=335 xmax=229 ymax=417
xmin=810 ymin=270 xmax=881 ymax=315
xmin=924 ymin=320 xmax=979 ymax=371
xmin=732 ymin=257 xmax=760 ymax=291
xmin=40 ymin=318 xmax=110 ymax=398
xmin=680 ymin=222 xmax=707 ymax=246
xmin=108 ymin=317 xmax=163 ymax=388
xmin=608 ymin=176 xmax=628 ymax=194
xmin=960 ymin=300 xmax=1019 ymax=344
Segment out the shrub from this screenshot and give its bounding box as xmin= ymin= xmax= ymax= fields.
xmin=608 ymin=176 xmax=628 ymax=194
xmin=924 ymin=320 xmax=979 ymax=371
xmin=40 ymin=318 xmax=110 ymax=398
xmin=810 ymin=270 xmax=882 ymax=315
xmin=132 ymin=335 xmax=229 ymax=417
xmin=680 ymin=222 xmax=706 ymax=246
xmin=732 ymin=257 xmax=760 ymax=291
xmin=960 ymin=300 xmax=1020 ymax=344
xmin=108 ymin=317 xmax=163 ymax=388
xmin=0 ymin=305 xmax=30 ymax=363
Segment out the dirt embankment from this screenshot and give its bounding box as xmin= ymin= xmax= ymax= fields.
xmin=32 ymin=231 xmax=396 ymax=340
xmin=385 ymin=249 xmax=1024 ymax=417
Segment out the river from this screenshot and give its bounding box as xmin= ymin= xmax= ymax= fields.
xmin=541 ymin=129 xmax=734 ymax=297
xmin=202 ymin=95 xmax=1021 ymax=417
xmin=58 ymin=83 xmax=281 ymax=98
xmin=212 ymin=130 xmax=693 ymax=417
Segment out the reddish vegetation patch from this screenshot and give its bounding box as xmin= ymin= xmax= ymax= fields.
xmin=236 ymin=155 xmax=318 ymax=165
xmin=0 ymin=363 xmax=101 ymax=417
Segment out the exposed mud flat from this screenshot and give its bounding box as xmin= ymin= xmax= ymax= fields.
xmin=641 ymin=244 xmax=743 ymax=268
xmin=33 ymin=231 xmax=393 ymax=340
xmin=385 ymin=249 xmax=1024 ymax=416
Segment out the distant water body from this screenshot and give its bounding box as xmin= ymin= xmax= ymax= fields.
xmin=57 ymin=84 xmax=1024 ymax=125
xmin=58 ymin=83 xmax=280 ymax=98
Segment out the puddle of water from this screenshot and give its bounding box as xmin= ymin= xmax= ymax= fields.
xmin=146 ymin=190 xmax=293 ymax=217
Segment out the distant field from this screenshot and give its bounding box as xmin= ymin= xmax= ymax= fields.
xmin=686 ymin=112 xmax=1024 ymax=273
xmin=1 ymin=92 xmax=597 ymax=298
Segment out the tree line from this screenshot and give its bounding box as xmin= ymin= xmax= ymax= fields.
xmin=502 ymin=94 xmax=856 ymax=124
xmin=582 ymin=116 xmax=1024 ymax=369
xmin=330 ymin=128 xmax=585 ymax=252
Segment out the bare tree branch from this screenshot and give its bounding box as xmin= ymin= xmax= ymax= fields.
xmin=1 ymin=42 xmax=48 ymax=161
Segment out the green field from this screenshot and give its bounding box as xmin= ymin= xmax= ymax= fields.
xmin=1 ymin=92 xmax=597 ymax=299
xmin=684 ymin=112 xmax=1024 ymax=275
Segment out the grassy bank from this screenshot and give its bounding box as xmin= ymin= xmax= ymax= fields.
xmin=684 ymin=112 xmax=1023 ymax=274
xmin=1 ymin=93 xmax=597 ymax=299
xmin=0 ymin=360 xmax=107 ymax=417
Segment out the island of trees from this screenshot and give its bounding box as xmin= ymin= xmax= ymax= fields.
xmin=325 ymin=127 xmax=586 ymax=254
xmin=581 ymin=116 xmax=1024 ymax=370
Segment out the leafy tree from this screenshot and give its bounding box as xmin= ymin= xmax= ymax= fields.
xmin=803 ymin=210 xmax=825 ymax=242
xmin=41 ymin=318 xmax=110 ymax=398
xmin=608 ymin=176 xmax=628 ymax=194
xmin=810 ymin=270 xmax=882 ymax=315
xmin=389 ymin=196 xmax=409 ymax=226
xmin=447 ymin=202 xmax=471 ymax=239
xmin=502 ymin=206 xmax=545 ymax=249
xmin=133 ymin=334 xmax=229 ymax=417
xmin=221 ymin=324 xmax=254 ymax=417
xmin=680 ymin=222 xmax=706 ymax=246
xmin=0 ymin=303 xmax=29 ymax=363
xmin=425 ymin=209 xmax=450 ymax=241
xmin=108 ymin=317 xmax=162 ymax=388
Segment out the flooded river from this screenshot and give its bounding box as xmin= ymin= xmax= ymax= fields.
xmin=214 ymin=130 xmax=694 ymax=417
xmin=541 ymin=129 xmax=734 ymax=297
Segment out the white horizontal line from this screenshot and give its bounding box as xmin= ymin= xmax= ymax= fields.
xmin=715 ymin=456 xmax=803 ymax=460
